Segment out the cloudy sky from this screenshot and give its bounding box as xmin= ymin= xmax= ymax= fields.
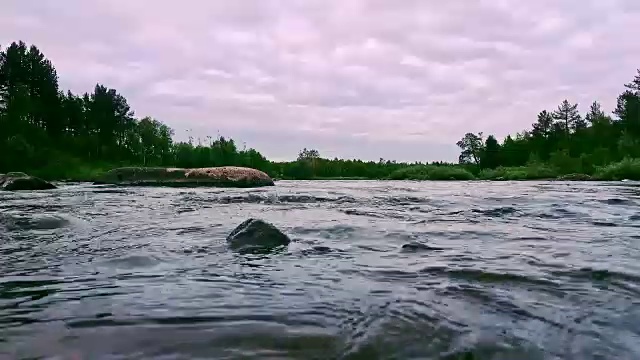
xmin=1 ymin=1 xmax=639 ymax=162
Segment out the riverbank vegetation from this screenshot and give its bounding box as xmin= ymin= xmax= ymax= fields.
xmin=1 ymin=41 xmax=639 ymax=181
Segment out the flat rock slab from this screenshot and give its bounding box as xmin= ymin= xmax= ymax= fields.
xmin=99 ymin=166 xmax=274 ymax=188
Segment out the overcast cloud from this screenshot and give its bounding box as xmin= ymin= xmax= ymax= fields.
xmin=1 ymin=0 xmax=639 ymax=161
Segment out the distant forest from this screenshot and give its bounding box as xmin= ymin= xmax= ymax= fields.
xmin=455 ymin=70 xmax=640 ymax=179
xmin=1 ymin=41 xmax=639 ymax=181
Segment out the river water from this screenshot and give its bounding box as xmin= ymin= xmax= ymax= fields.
xmin=1 ymin=180 xmax=640 ymax=359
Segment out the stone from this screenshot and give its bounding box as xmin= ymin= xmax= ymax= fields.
xmin=227 ymin=218 xmax=291 ymax=252
xmin=98 ymin=166 xmax=274 ymax=188
xmin=0 ymin=173 xmax=56 ymax=191
xmin=185 ymin=167 xmax=274 ymax=187
xmin=400 ymin=242 xmax=444 ymax=252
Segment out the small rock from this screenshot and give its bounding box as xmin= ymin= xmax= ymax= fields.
xmin=312 ymin=245 xmax=332 ymax=253
xmin=401 ymin=242 xmax=444 ymax=252
xmin=227 ymin=218 xmax=290 ymax=252
xmin=0 ymin=173 xmax=56 ymax=191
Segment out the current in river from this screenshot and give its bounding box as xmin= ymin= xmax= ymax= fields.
xmin=1 ymin=180 xmax=640 ymax=359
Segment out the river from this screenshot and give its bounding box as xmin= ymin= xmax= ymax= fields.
xmin=1 ymin=180 xmax=640 ymax=359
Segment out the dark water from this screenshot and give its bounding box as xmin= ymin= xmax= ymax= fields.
xmin=2 ymin=180 xmax=640 ymax=359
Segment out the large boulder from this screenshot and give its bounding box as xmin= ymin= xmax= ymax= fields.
xmin=0 ymin=172 xmax=56 ymax=191
xmin=97 ymin=166 xmax=274 ymax=188
xmin=226 ymin=218 xmax=291 ymax=253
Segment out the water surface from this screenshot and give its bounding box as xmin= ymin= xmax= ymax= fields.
xmin=1 ymin=180 xmax=640 ymax=359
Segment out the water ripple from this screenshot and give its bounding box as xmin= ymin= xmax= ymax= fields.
xmin=1 ymin=180 xmax=640 ymax=359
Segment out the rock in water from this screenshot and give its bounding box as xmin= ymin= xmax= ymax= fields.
xmin=227 ymin=219 xmax=291 ymax=252
xmin=400 ymin=242 xmax=444 ymax=252
xmin=0 ymin=173 xmax=56 ymax=191
xmin=185 ymin=167 xmax=274 ymax=187
xmin=98 ymin=166 xmax=274 ymax=188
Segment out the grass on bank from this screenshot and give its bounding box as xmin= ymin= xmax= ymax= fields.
xmin=18 ymin=156 xmax=640 ymax=183
xmin=388 ymin=158 xmax=640 ymax=181
xmin=388 ymin=165 xmax=476 ymax=180
xmin=478 ymin=165 xmax=558 ymax=180
xmin=593 ymin=158 xmax=640 ymax=180
xmin=25 ymin=154 xmax=117 ymax=182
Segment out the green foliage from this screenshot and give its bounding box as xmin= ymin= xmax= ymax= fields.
xmin=479 ymin=165 xmax=558 ymax=180
xmin=548 ymin=149 xmax=582 ymax=174
xmin=479 ymin=135 xmax=501 ymax=169
xmin=553 ymin=99 xmax=582 ymax=133
xmin=594 ymin=158 xmax=640 ymax=181
xmin=389 ymin=165 xmax=475 ymax=180
xmin=456 ymin=132 xmax=483 ymax=165
xmin=557 ymin=173 xmax=592 ymax=181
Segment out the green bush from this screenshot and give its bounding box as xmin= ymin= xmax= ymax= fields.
xmin=594 ymin=158 xmax=640 ymax=180
xmin=389 ymin=165 xmax=475 ymax=180
xmin=549 ymin=150 xmax=582 ymax=174
xmin=479 ymin=165 xmax=558 ymax=180
xmin=24 ymin=151 xmax=114 ymax=182
xmin=556 ymin=173 xmax=592 ymax=181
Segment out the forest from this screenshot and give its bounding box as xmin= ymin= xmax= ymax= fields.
xmin=453 ymin=71 xmax=640 ymax=180
xmin=1 ymin=40 xmax=639 ymax=181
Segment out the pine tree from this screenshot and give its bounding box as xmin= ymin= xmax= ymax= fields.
xmin=480 ymin=135 xmax=501 ymax=169
xmin=552 ymin=99 xmax=581 ymax=134
xmin=585 ymin=101 xmax=606 ymax=125
xmin=615 ymin=70 xmax=640 ymax=136
xmin=532 ymin=110 xmax=553 ymax=137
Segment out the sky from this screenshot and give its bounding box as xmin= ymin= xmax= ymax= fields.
xmin=1 ymin=1 xmax=639 ymax=162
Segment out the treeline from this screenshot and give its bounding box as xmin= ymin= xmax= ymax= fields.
xmin=456 ymin=69 xmax=640 ymax=179
xmin=0 ymin=41 xmax=439 ymax=180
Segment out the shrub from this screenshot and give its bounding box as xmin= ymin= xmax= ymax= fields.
xmin=556 ymin=173 xmax=592 ymax=181
xmin=389 ymin=165 xmax=475 ymax=180
xmin=594 ymin=158 xmax=640 ymax=180
xmin=479 ymin=165 xmax=558 ymax=180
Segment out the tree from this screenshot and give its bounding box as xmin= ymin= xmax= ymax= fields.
xmin=573 ymin=116 xmax=588 ymax=131
xmin=456 ymin=132 xmax=483 ymax=165
xmin=552 ymin=99 xmax=581 ymax=134
xmin=532 ymin=110 xmax=553 ymax=138
xmin=624 ymin=69 xmax=640 ymax=94
xmin=585 ymin=101 xmax=606 ymax=125
xmin=479 ymin=135 xmax=501 ymax=169
xmin=297 ymin=148 xmax=320 ymax=161
xmin=25 ymin=45 xmax=61 ymax=139
xmin=295 ymin=148 xmax=320 ymax=178
xmin=0 ymin=45 xmax=5 ymax=115
xmin=614 ymin=71 xmax=640 ymax=136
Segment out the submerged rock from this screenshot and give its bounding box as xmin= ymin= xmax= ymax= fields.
xmin=98 ymin=166 xmax=274 ymax=188
xmin=227 ymin=218 xmax=291 ymax=252
xmin=1 ymin=213 xmax=69 ymax=231
xmin=400 ymin=242 xmax=444 ymax=252
xmin=0 ymin=172 xmax=56 ymax=191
